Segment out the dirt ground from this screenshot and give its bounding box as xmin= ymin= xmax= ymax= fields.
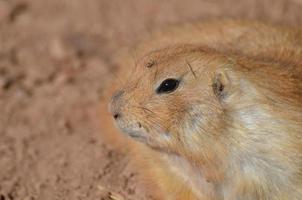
xmin=0 ymin=0 xmax=301 ymax=199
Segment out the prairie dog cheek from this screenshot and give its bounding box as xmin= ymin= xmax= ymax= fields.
xmin=180 ymin=105 xmax=221 ymax=149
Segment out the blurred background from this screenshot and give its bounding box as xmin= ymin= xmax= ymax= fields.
xmin=0 ymin=0 xmax=301 ymax=199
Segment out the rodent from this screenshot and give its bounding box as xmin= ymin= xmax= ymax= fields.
xmin=106 ymin=20 xmax=302 ymax=200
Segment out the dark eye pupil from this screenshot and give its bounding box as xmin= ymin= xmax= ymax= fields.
xmin=156 ymin=78 xmax=180 ymax=94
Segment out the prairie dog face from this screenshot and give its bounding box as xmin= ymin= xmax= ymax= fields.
xmin=110 ymin=46 xmax=229 ymax=153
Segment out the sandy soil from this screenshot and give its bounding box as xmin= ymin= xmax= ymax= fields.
xmin=0 ymin=0 xmax=301 ymax=199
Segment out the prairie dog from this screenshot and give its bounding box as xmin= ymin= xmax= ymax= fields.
xmin=108 ymin=20 xmax=302 ymax=200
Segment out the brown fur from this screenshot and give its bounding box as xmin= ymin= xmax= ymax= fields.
xmin=105 ymin=20 xmax=302 ymax=199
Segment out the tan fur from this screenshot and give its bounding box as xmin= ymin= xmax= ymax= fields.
xmin=106 ymin=20 xmax=302 ymax=200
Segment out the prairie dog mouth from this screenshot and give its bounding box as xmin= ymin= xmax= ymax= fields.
xmin=115 ymin=120 xmax=148 ymax=142
xmin=127 ymin=132 xmax=148 ymax=142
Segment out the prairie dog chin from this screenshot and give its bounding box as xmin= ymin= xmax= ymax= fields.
xmin=109 ymin=20 xmax=302 ymax=200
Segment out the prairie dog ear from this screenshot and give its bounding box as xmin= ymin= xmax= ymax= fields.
xmin=212 ymin=69 xmax=238 ymax=101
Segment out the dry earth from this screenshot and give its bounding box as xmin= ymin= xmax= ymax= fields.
xmin=0 ymin=0 xmax=301 ymax=199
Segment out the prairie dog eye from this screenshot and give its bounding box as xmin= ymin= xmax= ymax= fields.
xmin=156 ymin=78 xmax=180 ymax=94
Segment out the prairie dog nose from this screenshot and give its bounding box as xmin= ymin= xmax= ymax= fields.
xmin=110 ymin=90 xmax=125 ymax=120
xmin=113 ymin=113 xmax=121 ymax=119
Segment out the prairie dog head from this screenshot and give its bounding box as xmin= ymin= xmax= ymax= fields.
xmin=109 ymin=45 xmax=240 ymax=154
